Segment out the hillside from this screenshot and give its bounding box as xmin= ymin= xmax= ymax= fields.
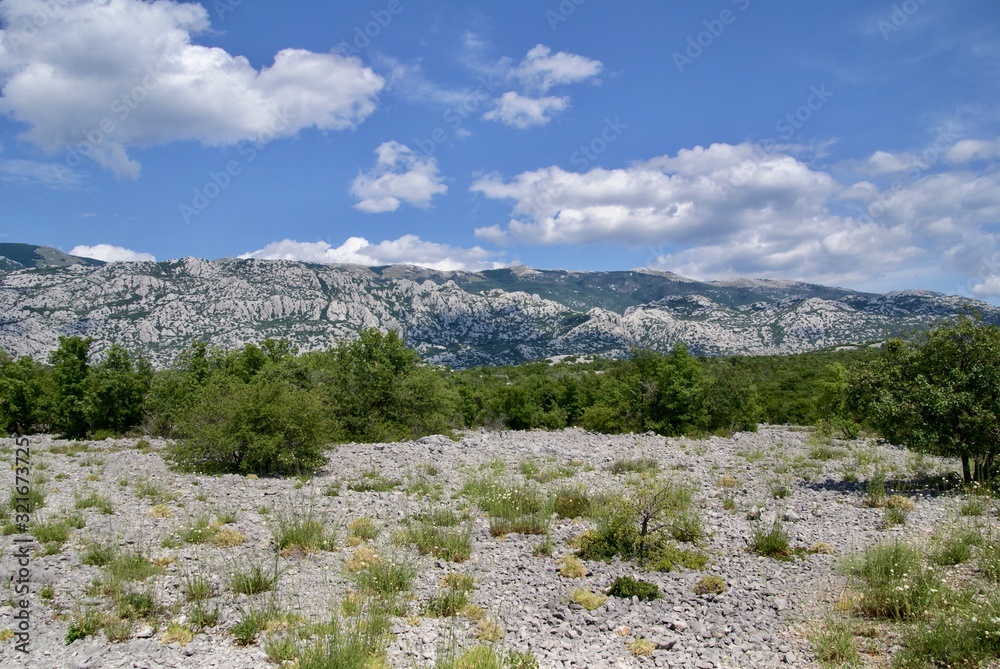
xmin=0 ymin=256 xmax=994 ymax=367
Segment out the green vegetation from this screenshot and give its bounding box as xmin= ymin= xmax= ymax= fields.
xmin=607 ymin=576 xmax=660 ymax=601
xmin=847 ymin=316 xmax=1000 ymax=482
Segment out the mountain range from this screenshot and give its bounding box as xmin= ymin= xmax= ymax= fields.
xmin=0 ymin=243 xmax=995 ymax=369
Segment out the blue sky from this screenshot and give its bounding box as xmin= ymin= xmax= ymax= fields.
xmin=1 ymin=1 xmax=998 ymax=301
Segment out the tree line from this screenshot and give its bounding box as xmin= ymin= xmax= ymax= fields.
xmin=2 ymin=317 xmax=998 ymax=481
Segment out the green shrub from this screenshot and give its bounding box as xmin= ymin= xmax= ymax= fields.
xmin=170 ymin=377 xmax=329 ymax=476
xmin=750 ymin=520 xmax=792 ymax=560
xmin=693 ymin=575 xmax=727 ymax=595
xmin=607 ymin=576 xmax=660 ymax=601
xmin=552 ymin=485 xmax=592 ymax=519
xmin=424 ymin=588 xmax=470 ymax=617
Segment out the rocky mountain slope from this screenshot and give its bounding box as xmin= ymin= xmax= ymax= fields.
xmin=0 ymin=253 xmax=995 ymax=368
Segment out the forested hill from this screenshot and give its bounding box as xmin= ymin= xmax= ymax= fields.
xmin=0 ymin=254 xmax=996 ymax=368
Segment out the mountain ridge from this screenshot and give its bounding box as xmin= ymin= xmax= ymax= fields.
xmin=0 ymin=250 xmax=994 ymax=369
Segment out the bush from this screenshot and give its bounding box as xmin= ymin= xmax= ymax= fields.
xmin=693 ymin=575 xmax=727 ymax=595
xmin=607 ymin=576 xmax=660 ymax=601
xmin=750 ymin=520 xmax=792 ymax=560
xmin=850 ymin=541 xmax=940 ymax=620
xmin=170 ymin=377 xmax=329 ymax=476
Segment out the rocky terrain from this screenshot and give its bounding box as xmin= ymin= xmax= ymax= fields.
xmin=1 ymin=245 xmax=996 ymax=368
xmin=0 ymin=427 xmax=983 ymax=669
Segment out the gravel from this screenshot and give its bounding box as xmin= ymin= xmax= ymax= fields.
xmin=0 ymin=427 xmax=964 ymax=668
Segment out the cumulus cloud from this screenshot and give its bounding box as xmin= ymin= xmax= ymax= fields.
xmin=471 ymin=140 xmax=1000 ymax=292
xmin=70 ymin=244 xmax=156 ymax=262
xmin=865 ymin=150 xmax=927 ymax=175
xmin=482 ymin=45 xmax=601 ymax=129
xmin=483 ymin=92 xmax=569 ymax=129
xmin=511 ymin=45 xmax=603 ymax=93
xmin=351 ymin=142 xmax=447 ymax=213
xmin=240 ymin=237 xmax=506 ymax=272
xmin=946 ymin=138 xmax=1000 ymax=164
xmin=0 ymin=0 xmax=384 ymax=178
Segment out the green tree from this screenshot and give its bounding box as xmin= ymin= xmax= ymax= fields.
xmin=170 ymin=377 xmax=329 ymax=476
xmin=49 ymin=336 xmax=92 ymax=438
xmin=84 ymin=344 xmax=153 ymax=434
xmin=0 ymin=351 xmax=50 ymax=434
xmin=702 ymin=359 xmax=761 ymax=434
xmin=847 ymin=317 xmax=1000 ymax=482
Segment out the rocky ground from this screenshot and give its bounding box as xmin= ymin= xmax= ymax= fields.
xmin=0 ymin=427 xmax=980 ymax=669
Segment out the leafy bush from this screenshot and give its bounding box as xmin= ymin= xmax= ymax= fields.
xmin=607 ymin=576 xmax=660 ymax=601
xmin=170 ymin=377 xmax=329 ymax=476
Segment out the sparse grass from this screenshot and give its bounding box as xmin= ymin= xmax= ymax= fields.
xmin=347 ymin=517 xmax=379 ymax=543
xmin=882 ymin=505 xmax=909 ymax=528
xmin=569 ymin=588 xmax=607 ymax=611
xmin=750 ymin=520 xmax=793 ymax=560
xmin=717 ymin=475 xmax=738 ymax=488
xmin=894 ymin=593 xmax=1000 ymax=669
xmin=960 ymin=497 xmax=987 ymax=517
xmin=33 ymin=514 xmax=82 ymax=551
xmin=270 ymin=505 xmax=337 ymax=553
xmin=552 ymin=485 xmax=592 ymax=519
xmin=148 ymin=504 xmax=173 ymax=519
xmin=135 ymin=478 xmax=177 ymax=504
xmin=346 ymin=546 xmax=383 ymax=573
xmin=607 ymin=576 xmax=660 ymax=601
xmin=810 ymin=619 xmax=860 ymax=668
xmin=462 ymin=476 xmax=549 ymax=538
xmin=736 ymin=448 xmax=766 ymax=463
xmin=354 ymin=555 xmax=416 ymax=598
xmin=66 ymin=609 xmax=106 ymax=643
xmin=182 ymin=571 xmax=215 ymax=602
xmin=9 ymin=480 xmax=45 ymax=514
xmin=179 ymin=514 xmax=220 ymax=544
xmin=232 ymin=602 xmax=278 ymax=646
xmin=211 ymin=527 xmax=245 ymax=547
xmin=348 ymin=470 xmax=400 ymax=493
xmin=229 ymin=556 xmax=281 ymax=595
xmin=39 ymin=582 xmax=55 ymax=600
xmin=929 ymin=526 xmax=983 ymax=566
xmin=161 ymin=623 xmax=193 ymax=645
xmin=557 ymin=555 xmax=587 ymax=578
xmin=74 ymin=491 xmax=114 ymax=515
xmin=519 ymin=460 xmax=576 ymax=484
xmin=769 ymin=480 xmax=792 ymax=499
xmin=847 ymin=540 xmax=941 ymax=620
xmin=106 ymin=548 xmax=162 ymax=583
xmin=608 ymin=457 xmax=659 ymax=475
xmin=693 ymin=575 xmax=727 ymax=595
xmin=437 ymin=645 xmax=539 ymax=669
xmin=862 ymin=470 xmax=887 ymax=508
xmin=401 ymin=521 xmax=472 ymax=562
xmin=475 ymin=617 xmax=505 ymax=642
xmin=424 ymin=588 xmax=470 ymax=618
xmin=628 ymin=638 xmax=656 ymax=657
xmin=81 ymin=539 xmax=118 ymax=567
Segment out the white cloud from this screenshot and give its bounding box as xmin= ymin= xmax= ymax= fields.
xmin=70 ymin=244 xmax=156 ymax=262
xmin=946 ymin=138 xmax=1000 ymax=164
xmin=0 ymin=159 xmax=83 ymax=188
xmin=866 ymin=150 xmax=927 ymax=175
xmin=471 ymin=140 xmax=1000 ymax=292
xmin=481 ymin=45 xmax=601 ymax=129
xmin=240 ymin=237 xmax=506 ymax=272
xmin=0 ymin=0 xmax=384 ymax=178
xmin=483 ymin=92 xmax=569 ymax=129
xmin=511 ymin=45 xmax=603 ymax=93
xmin=351 ymin=142 xmax=447 ymax=213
